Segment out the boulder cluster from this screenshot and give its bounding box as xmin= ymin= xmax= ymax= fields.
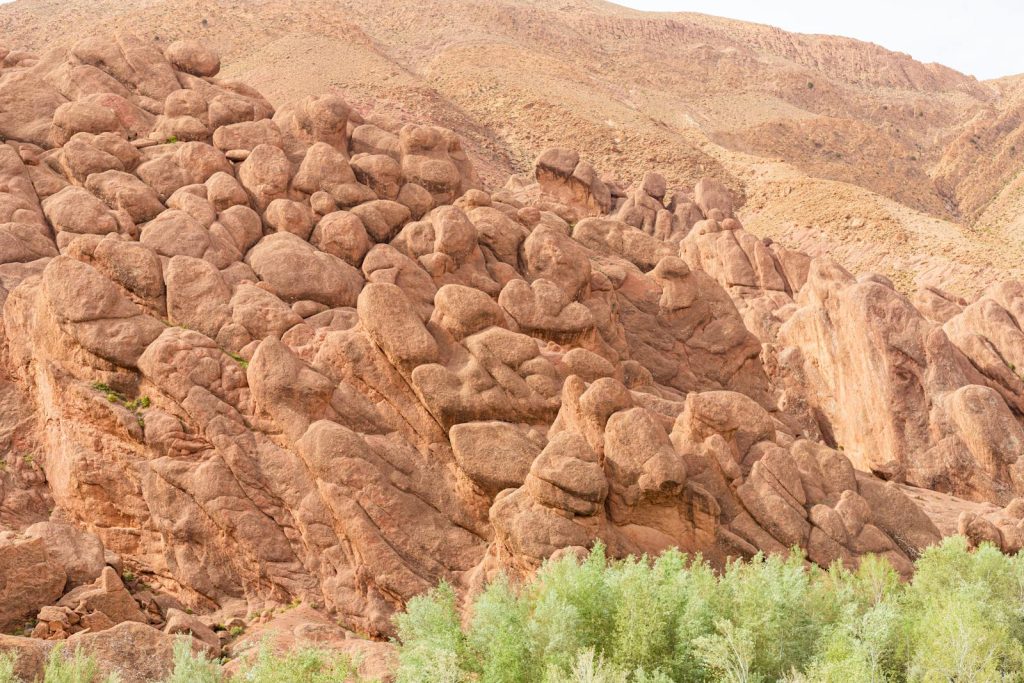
xmin=2 ymin=32 xmax=1024 ymax=678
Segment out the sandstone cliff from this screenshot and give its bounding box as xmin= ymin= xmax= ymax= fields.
xmin=0 ymin=30 xmax=1023 ymax=681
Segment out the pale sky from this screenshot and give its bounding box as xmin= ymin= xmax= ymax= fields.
xmin=613 ymin=0 xmax=1024 ymax=80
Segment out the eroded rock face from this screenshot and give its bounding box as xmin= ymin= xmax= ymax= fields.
xmin=484 ymin=378 xmax=937 ymax=581
xmin=771 ymin=263 xmax=1024 ymax=505
xmin=0 ymin=533 xmax=66 ymax=632
xmin=0 ymin=35 xmax=1012 ymax=655
xmin=670 ymin=203 xmax=1024 ymax=513
xmin=534 ymin=147 xmax=611 ymax=219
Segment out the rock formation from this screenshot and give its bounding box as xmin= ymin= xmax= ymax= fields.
xmin=1 ymin=32 xmax=1023 ymax=679
xmin=7 ymin=0 xmax=1024 ymax=299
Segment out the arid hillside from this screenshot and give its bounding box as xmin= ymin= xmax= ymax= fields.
xmin=3 ymin=0 xmax=1024 ymax=295
xmin=3 ymin=9 xmax=1024 ymax=678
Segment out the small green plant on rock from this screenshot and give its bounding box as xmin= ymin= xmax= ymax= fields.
xmin=91 ymin=383 xmax=150 ymax=428
xmin=227 ymin=351 xmax=249 ymax=370
xmin=92 ymin=382 xmax=120 ymax=402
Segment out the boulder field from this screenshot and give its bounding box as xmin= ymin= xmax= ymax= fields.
xmin=1 ymin=34 xmax=1023 ymax=678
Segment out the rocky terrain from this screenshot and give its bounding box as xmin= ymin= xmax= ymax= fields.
xmin=4 ymin=0 xmax=1024 ymax=297
xmin=2 ymin=9 xmax=1024 ymax=683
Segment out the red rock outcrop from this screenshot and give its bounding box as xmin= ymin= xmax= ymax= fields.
xmin=0 ymin=37 xmax=1019 ymax=674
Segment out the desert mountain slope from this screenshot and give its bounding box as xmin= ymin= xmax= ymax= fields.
xmin=3 ymin=0 xmax=1024 ymax=294
xmin=2 ymin=21 xmax=1024 ymax=679
xmin=4 ymin=8 xmax=1024 ymax=680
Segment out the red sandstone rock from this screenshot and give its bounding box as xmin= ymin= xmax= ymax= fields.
xmin=0 ymin=37 xmax=1015 ymax=665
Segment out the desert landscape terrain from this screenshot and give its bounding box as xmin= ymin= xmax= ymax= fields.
xmin=5 ymin=0 xmax=1024 ymax=296
xmin=1 ymin=0 xmax=1024 ymax=680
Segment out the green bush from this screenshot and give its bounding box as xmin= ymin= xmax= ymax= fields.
xmin=0 ymin=640 xmax=371 ymax=683
xmin=160 ymin=638 xmax=221 ymax=683
xmin=41 ymin=645 xmax=120 ymax=683
xmin=233 ymin=644 xmax=363 ymax=683
xmin=3 ymin=536 xmax=1022 ymax=682
xmin=394 ymin=537 xmax=1024 ymax=682
xmin=0 ymin=652 xmax=17 ymax=683
xmin=394 ymin=582 xmax=467 ymax=682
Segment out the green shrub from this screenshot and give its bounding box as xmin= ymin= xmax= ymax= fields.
xmin=161 ymin=638 xmax=221 ymax=683
xmin=394 ymin=537 xmax=1024 ymax=682
xmin=559 ymin=649 xmax=628 ymax=683
xmin=0 ymin=652 xmax=17 ymax=683
xmin=236 ymin=644 xmax=362 ymax=682
xmin=393 ymin=582 xmax=468 ymax=683
xmin=6 ymin=537 xmax=1022 ymax=682
xmin=0 ymin=638 xmax=376 ymax=683
xmin=529 ymin=545 xmax=615 ymax=672
xmin=794 ymin=601 xmax=900 ymax=682
xmin=42 ymin=645 xmax=120 ymax=683
xmin=900 ymin=537 xmax=1024 ymax=680
xmin=465 ymin=576 xmax=534 ymax=682
xmin=90 ymin=382 xmax=149 ymax=427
